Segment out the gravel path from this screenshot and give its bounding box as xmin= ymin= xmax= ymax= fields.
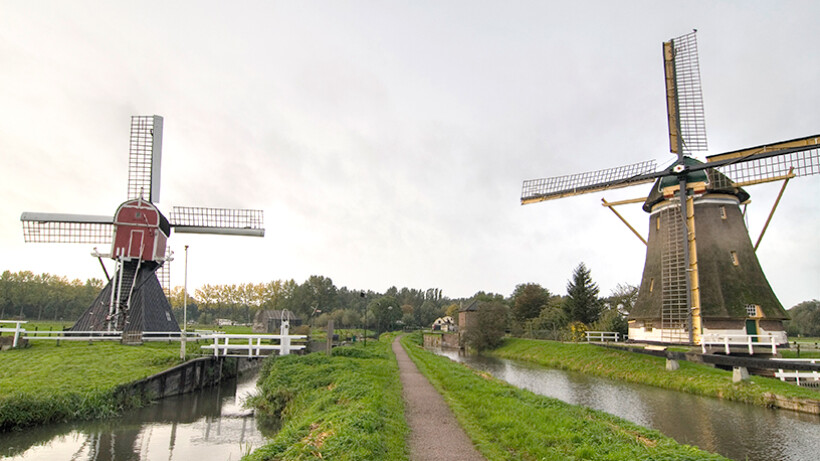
xmin=392 ymin=337 xmax=486 ymax=461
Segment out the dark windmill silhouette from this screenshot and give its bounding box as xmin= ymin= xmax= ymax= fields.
xmin=521 ymin=31 xmax=819 ymax=346
xmin=21 ymin=115 xmax=264 ymax=342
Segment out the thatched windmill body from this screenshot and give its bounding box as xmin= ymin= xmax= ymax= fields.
xmin=521 ymin=31 xmax=819 ymax=346
xmin=21 ymin=115 xmax=265 ymax=340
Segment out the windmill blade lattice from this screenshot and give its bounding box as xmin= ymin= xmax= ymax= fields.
xmin=521 ymin=160 xmax=658 ymax=204
xmin=664 ymin=30 xmax=707 ymax=156
xmin=170 ymin=206 xmax=265 ymax=236
xmin=127 ymin=115 xmax=163 ymax=202
xmin=706 ymin=136 xmax=820 ymax=188
xmin=20 ymin=212 xmax=113 ymax=244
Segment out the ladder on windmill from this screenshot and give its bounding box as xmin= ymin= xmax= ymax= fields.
xmin=660 ymin=206 xmax=689 ymax=343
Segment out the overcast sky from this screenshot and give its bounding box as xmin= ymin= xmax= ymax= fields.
xmin=1 ymin=1 xmax=818 ymax=309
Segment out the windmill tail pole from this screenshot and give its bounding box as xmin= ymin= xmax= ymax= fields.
xmin=601 ymin=198 xmax=648 ymax=246
xmin=754 ymin=167 xmax=794 ymax=251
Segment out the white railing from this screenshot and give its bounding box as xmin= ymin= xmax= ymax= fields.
xmin=585 ymin=331 xmax=621 ymax=342
xmin=200 ymin=333 xmax=306 ymax=357
xmin=775 ymin=359 xmax=820 ymax=386
xmin=700 ymin=334 xmax=783 ymax=355
xmin=1 ymin=320 xmax=306 ymax=357
xmin=0 ymin=320 xmax=28 ymax=348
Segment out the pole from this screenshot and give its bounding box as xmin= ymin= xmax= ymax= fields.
xmin=180 ymin=245 xmax=189 ymax=360
xmin=360 ymin=291 xmax=367 ymax=347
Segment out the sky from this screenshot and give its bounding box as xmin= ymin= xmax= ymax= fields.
xmin=1 ymin=1 xmax=818 ymax=309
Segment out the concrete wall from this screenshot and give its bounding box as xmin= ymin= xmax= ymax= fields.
xmin=423 ymin=332 xmax=459 ymax=349
xmin=115 ymin=356 xmax=263 ymax=404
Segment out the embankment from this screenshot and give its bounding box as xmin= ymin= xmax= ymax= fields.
xmin=487 ymin=337 xmax=820 ymax=414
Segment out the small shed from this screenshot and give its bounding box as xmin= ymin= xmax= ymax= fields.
xmin=253 ymin=310 xmax=302 ymax=333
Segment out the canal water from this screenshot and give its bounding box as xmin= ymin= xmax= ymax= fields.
xmin=1 ymin=372 xmax=270 ymax=461
xmin=436 ymin=349 xmax=820 ymax=461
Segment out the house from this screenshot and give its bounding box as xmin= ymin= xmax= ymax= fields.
xmin=253 ymin=310 xmax=302 ymax=333
xmin=432 ymin=316 xmax=456 ymax=332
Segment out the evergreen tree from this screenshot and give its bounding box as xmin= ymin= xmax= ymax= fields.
xmin=564 ymin=262 xmax=602 ymax=325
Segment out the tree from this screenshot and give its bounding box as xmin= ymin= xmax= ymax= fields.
xmin=607 ymin=283 xmax=638 ymax=316
xmin=511 ymin=283 xmax=551 ymax=321
xmin=564 ymin=262 xmax=602 ymax=325
xmin=463 ymin=301 xmax=508 ymax=352
xmin=370 ymin=296 xmax=402 ymax=335
xmin=784 ymin=300 xmax=820 ymax=337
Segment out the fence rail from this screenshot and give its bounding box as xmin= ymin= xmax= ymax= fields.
xmin=700 ymin=334 xmax=786 ymax=355
xmin=200 ymin=333 xmax=306 ymax=357
xmin=1 ymin=321 xmax=305 ymax=358
xmin=775 ymin=359 xmax=820 ymax=387
xmin=585 ymin=331 xmax=622 ymax=342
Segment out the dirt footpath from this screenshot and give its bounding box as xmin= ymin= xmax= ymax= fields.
xmin=392 ymin=337 xmax=486 ymax=461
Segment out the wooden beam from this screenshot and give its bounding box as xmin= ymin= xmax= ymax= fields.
xmin=731 ymin=172 xmax=796 ymax=188
xmin=601 ymin=198 xmax=647 ymax=246
xmin=599 ymin=196 xmax=646 ymax=207
xmin=706 ymin=135 xmax=820 ymax=163
xmin=754 ymin=167 xmax=794 ymax=251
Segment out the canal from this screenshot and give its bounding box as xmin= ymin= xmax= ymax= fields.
xmin=436 ymin=349 xmax=820 ymax=461
xmin=1 ymin=372 xmax=270 ymax=460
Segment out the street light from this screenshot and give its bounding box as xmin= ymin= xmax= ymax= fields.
xmin=180 ymin=245 xmax=189 ymax=360
xmin=360 ymin=291 xmax=366 ymax=347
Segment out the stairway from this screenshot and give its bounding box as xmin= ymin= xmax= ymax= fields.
xmin=110 ymin=259 xmax=140 ymax=330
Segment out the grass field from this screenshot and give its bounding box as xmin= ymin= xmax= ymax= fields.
xmin=245 ymin=334 xmax=408 ymax=461
xmin=400 ymin=334 xmax=726 ymax=460
xmin=488 ymin=337 xmax=820 ymax=406
xmin=0 ymin=341 xmax=195 ymax=431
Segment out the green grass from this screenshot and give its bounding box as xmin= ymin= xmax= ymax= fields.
xmin=400 ymin=334 xmax=725 ymax=460
xmin=488 ymin=338 xmax=820 ymax=406
xmin=245 ymin=334 xmax=408 ymax=461
xmin=0 ymin=341 xmax=190 ymax=431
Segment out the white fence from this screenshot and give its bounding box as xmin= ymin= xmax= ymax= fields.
xmin=1 ymin=320 xmax=305 ymax=358
xmin=200 ymin=333 xmax=307 ymax=357
xmin=774 ymin=359 xmax=820 ymax=387
xmin=700 ymin=334 xmax=782 ymax=355
xmin=585 ymin=331 xmax=622 ymax=342
xmin=0 ymin=320 xmax=27 ymax=348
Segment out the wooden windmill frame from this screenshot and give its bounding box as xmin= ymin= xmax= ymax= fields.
xmin=521 ymin=31 xmax=819 ymax=346
xmin=20 ymin=115 xmax=265 ymax=339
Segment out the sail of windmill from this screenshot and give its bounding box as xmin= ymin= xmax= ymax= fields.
xmin=521 ymin=31 xmax=820 ymax=348
xmin=20 ymin=115 xmax=265 ymax=343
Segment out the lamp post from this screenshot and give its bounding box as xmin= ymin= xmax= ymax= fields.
xmin=179 ymin=245 xmax=189 ymax=360
xmin=360 ymin=291 xmax=367 ymax=347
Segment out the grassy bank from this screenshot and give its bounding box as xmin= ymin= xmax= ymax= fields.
xmin=245 ymin=335 xmax=408 ymax=461
xmin=0 ymin=341 xmax=192 ymax=431
xmin=488 ymin=338 xmax=820 ymax=406
xmin=400 ymin=334 xmax=725 ymax=460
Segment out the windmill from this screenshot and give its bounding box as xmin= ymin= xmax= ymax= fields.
xmin=20 ymin=115 xmax=265 ymax=341
xmin=521 ymin=31 xmax=819 ymax=346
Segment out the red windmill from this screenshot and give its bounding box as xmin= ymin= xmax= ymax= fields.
xmin=21 ymin=115 xmax=264 ymax=341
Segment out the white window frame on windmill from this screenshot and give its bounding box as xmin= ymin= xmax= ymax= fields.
xmin=745 ymin=304 xmax=762 ymax=318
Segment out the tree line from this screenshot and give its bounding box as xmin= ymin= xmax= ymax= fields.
xmin=4 ymin=266 xmax=816 ymax=344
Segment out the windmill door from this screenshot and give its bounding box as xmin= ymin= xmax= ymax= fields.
xmin=129 ymin=230 xmax=145 ymax=260
xmin=745 ymin=319 xmax=758 ymax=342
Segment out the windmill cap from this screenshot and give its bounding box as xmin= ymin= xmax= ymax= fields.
xmin=643 ymin=157 xmax=750 ymax=212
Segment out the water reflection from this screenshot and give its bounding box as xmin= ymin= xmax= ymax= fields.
xmin=1 ymin=372 xmax=268 ymax=461
xmin=436 ymin=349 xmax=820 ymax=461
